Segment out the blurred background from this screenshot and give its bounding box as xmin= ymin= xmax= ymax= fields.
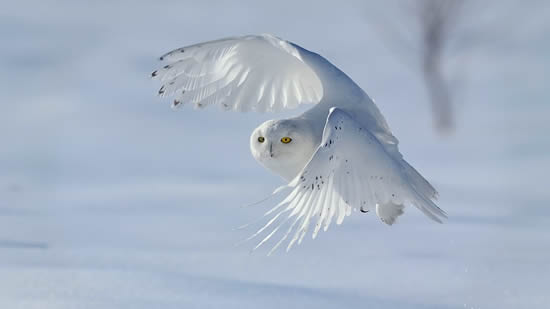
xmin=1 ymin=1 xmax=549 ymax=308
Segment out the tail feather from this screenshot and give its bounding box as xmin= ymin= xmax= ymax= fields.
xmin=376 ymin=202 xmax=405 ymax=225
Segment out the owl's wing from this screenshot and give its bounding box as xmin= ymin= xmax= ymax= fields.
xmin=153 ymin=34 xmax=403 ymax=163
xmin=152 ymin=34 xmax=323 ymax=112
xmin=249 ymin=108 xmax=446 ymax=254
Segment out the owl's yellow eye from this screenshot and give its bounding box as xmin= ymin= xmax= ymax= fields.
xmin=257 ymin=136 xmax=265 ymax=143
xmin=280 ymin=137 xmax=292 ymax=144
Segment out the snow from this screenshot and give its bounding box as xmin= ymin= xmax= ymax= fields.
xmin=1 ymin=1 xmax=549 ymax=308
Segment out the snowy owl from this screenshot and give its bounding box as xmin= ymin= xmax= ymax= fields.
xmin=152 ymin=34 xmax=446 ymax=253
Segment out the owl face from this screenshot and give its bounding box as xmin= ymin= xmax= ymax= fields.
xmin=250 ymin=119 xmax=317 ymax=181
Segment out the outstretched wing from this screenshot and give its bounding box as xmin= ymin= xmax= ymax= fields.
xmin=152 ymin=34 xmax=323 ymax=112
xmin=249 ymin=108 xmax=446 ymax=254
xmin=152 ymin=34 xmax=409 ymax=170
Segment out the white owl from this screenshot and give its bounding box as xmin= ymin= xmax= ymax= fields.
xmin=152 ymin=34 xmax=446 ymax=254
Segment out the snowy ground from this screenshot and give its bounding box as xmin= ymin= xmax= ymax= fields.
xmin=1 ymin=1 xmax=549 ymax=308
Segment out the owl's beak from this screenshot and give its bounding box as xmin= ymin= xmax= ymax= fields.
xmin=269 ymin=143 xmax=274 ymax=158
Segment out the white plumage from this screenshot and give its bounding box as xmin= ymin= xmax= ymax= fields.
xmin=152 ymin=34 xmax=446 ymax=253
xmin=153 ymin=35 xmax=322 ymax=111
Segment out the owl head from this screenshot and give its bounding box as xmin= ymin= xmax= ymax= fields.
xmin=250 ymin=119 xmax=318 ymax=181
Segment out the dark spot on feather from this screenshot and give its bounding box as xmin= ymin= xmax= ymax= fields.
xmin=159 ymin=56 xmax=164 ymax=61
xmin=173 ymin=100 xmax=181 ymax=107
xmin=151 ymin=70 xmax=158 ymax=77
xmin=158 ymin=86 xmax=165 ymax=95
xmin=360 ymin=207 xmax=369 ymax=213
xmin=163 ymin=64 xmax=171 ymax=69
xmin=180 ymin=49 xmax=185 ymax=53
xmin=311 ymin=184 xmax=314 ymax=190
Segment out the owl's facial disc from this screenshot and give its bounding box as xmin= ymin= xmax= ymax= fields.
xmin=251 ymin=120 xmax=297 ymax=159
xmin=255 ymin=134 xmax=293 ymax=158
xmin=250 ymin=119 xmax=317 ymax=181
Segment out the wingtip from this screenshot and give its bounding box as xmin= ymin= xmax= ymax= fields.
xmin=171 ymin=100 xmax=183 ymax=109
xmin=272 ymin=185 xmax=290 ymax=195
